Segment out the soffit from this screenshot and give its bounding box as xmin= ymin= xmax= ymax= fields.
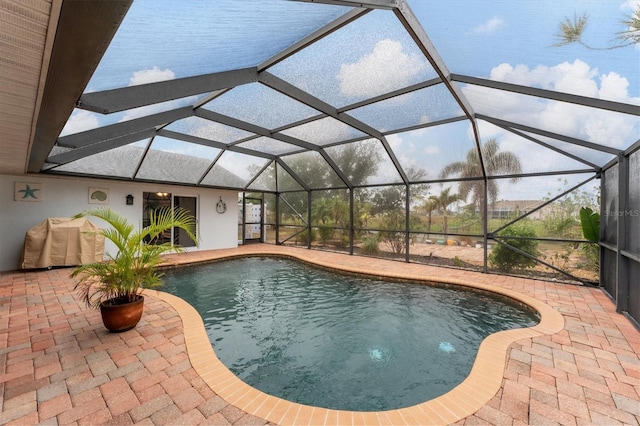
xmin=0 ymin=0 xmax=53 ymax=174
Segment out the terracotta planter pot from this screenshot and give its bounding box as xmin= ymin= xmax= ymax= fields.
xmin=100 ymin=295 xmax=144 ymax=332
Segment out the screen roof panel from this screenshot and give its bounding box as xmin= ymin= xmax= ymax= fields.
xmin=276 ymin=162 xmax=304 ymax=192
xmin=60 ymin=91 xmax=208 ymax=137
xmin=136 ymin=136 xmax=220 ymax=184
xmin=201 ymin=83 xmax=321 ymax=130
xmin=463 ymin=83 xmax=639 ymax=150
xmin=164 ymin=116 xmax=255 ymax=144
xmin=248 ymin=161 xmax=277 ymax=192
xmin=50 ymin=142 xmax=149 ymax=178
xmin=37 ymin=0 xmax=640 ymax=192
xmin=516 ymin=130 xmax=617 ymax=167
xmin=325 ymin=139 xmax=404 ymax=186
xmin=235 ymin=137 xmax=302 ymax=156
xmin=83 ymin=0 xmax=351 ymax=93
xmin=201 ymin=151 xmax=267 ymax=188
xmin=281 ymin=151 xmax=345 ymax=189
xmin=279 ymin=116 xmax=367 ymax=146
xmin=409 ymin=0 xmax=640 ymax=101
xmin=388 ymin=120 xmax=481 ymax=181
xmin=476 ymin=121 xmax=597 ymax=175
xmin=269 ymin=9 xmax=439 ymax=108
xmin=347 ymin=84 xmax=464 ymax=133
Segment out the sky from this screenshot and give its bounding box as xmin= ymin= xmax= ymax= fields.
xmin=57 ymin=0 xmax=638 ymax=203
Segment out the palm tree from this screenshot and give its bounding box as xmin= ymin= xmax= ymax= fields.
xmin=553 ymin=9 xmax=640 ymax=49
xmin=439 ymin=139 xmax=522 ymax=219
xmin=72 ymin=206 xmax=198 ymax=308
xmin=420 ymin=197 xmax=438 ymax=239
xmin=431 ymin=188 xmax=460 ymax=237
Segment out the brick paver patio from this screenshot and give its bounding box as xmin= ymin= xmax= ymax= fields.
xmin=1 ymin=244 xmax=638 ymax=425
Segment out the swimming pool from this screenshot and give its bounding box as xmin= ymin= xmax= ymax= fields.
xmin=163 ymin=256 xmax=539 ymax=411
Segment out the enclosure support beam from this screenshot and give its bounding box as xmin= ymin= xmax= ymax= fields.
xmin=491 ymin=174 xmax=598 ymax=235
xmin=452 ymin=74 xmax=640 ymax=117
xmin=158 ymin=130 xmax=276 ymax=160
xmin=275 ymin=159 xmax=310 ymax=192
xmin=490 ymin=238 xmax=593 ymax=286
xmin=192 ymin=147 xmax=218 ymax=185
xmin=308 ymin=191 xmax=313 ymax=249
xmin=393 ymin=1 xmax=487 ymax=183
xmin=47 ymin=128 xmax=156 ymax=165
xmin=244 ymin=160 xmax=274 ymax=191
xmin=78 ymin=68 xmax=259 ymax=114
xmin=405 ymin=184 xmax=411 ymax=262
xmin=56 ymin=107 xmax=194 ymax=149
xmin=258 ymin=7 xmax=371 ymax=70
xmin=275 ymin=193 xmax=281 ymax=244
xmin=242 ymin=194 xmax=247 ymax=244
xmin=616 ymin=154 xmax=629 ymax=312
xmin=259 ymin=72 xmax=409 ymax=184
xmin=28 ymin=0 xmax=133 ymax=172
xmin=479 ymin=115 xmax=622 ymax=155
xmin=602 ymin=138 xmax=640 ymax=172
xmin=349 ymin=189 xmax=355 ymax=255
xmin=292 ymin=0 xmax=398 ymax=9
xmin=483 ymin=182 xmax=488 ymax=273
xmin=491 ymin=122 xmax=601 ymax=171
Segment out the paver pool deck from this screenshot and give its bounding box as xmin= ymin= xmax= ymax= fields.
xmin=1 ymin=244 xmax=638 ymax=425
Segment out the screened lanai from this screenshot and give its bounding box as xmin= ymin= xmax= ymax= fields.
xmin=18 ymin=0 xmax=640 ymax=326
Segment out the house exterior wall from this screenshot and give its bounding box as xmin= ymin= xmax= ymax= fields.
xmin=0 ymin=174 xmax=238 ymax=272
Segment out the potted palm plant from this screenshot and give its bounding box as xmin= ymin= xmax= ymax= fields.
xmin=71 ymin=206 xmax=197 ymax=332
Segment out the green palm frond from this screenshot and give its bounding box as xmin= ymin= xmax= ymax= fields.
xmin=439 ymin=138 xmax=522 ymax=216
xmin=553 ymin=9 xmax=639 ymax=49
xmin=617 ymin=7 xmax=640 ymax=44
xmin=553 ymin=13 xmax=588 ymax=47
xmin=71 ymin=206 xmax=197 ymax=308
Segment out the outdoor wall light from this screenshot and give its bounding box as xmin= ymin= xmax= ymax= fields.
xmin=126 ymin=194 xmax=134 ymax=205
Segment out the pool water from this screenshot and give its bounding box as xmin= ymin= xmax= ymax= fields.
xmin=163 ymin=257 xmax=539 ymax=411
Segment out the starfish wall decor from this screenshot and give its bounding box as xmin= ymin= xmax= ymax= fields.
xmin=14 ymin=182 xmax=42 ymax=202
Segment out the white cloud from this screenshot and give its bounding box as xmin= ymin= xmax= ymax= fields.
xmin=471 ymin=17 xmax=504 ymax=35
xmin=128 ymin=66 xmax=175 ymax=86
xmin=598 ymin=72 xmax=640 ymax=102
xmin=60 ymin=110 xmax=100 ymax=136
xmin=621 ymin=0 xmax=639 ymax=11
xmin=386 ymin=133 xmax=403 ymax=152
xmin=488 ymin=60 xmax=600 ymax=96
xmin=464 ymin=60 xmax=639 ymax=151
xmin=337 ymin=39 xmax=426 ymax=98
xmin=117 ymin=67 xmax=186 ymax=122
xmin=424 ymin=146 xmax=440 ymax=155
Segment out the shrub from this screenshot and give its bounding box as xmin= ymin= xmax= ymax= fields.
xmin=361 ymin=235 xmax=380 ymax=255
xmin=379 ymin=212 xmax=406 ymax=254
xmin=297 ymin=228 xmax=315 ymax=245
xmin=318 ymin=226 xmax=334 ymax=245
xmin=489 ymin=222 xmax=540 ymax=273
xmin=580 ymin=242 xmax=599 ymax=273
xmin=338 ymin=231 xmax=350 ymax=249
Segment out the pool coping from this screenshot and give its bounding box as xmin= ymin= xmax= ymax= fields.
xmin=148 ymin=248 xmax=565 ymax=425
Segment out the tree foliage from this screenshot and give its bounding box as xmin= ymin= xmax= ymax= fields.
xmin=430 ymin=187 xmax=461 ymax=235
xmin=71 ymin=207 xmax=197 ymax=308
xmin=439 ymin=139 xmax=522 ymax=216
xmin=553 ymin=8 xmax=640 ymax=49
xmin=489 ymin=221 xmax=540 ymax=273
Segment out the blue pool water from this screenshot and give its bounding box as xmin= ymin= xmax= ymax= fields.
xmin=163 ymin=257 xmax=539 ymax=411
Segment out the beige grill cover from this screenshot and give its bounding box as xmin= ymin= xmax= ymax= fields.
xmin=22 ymin=218 xmax=105 ymax=269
